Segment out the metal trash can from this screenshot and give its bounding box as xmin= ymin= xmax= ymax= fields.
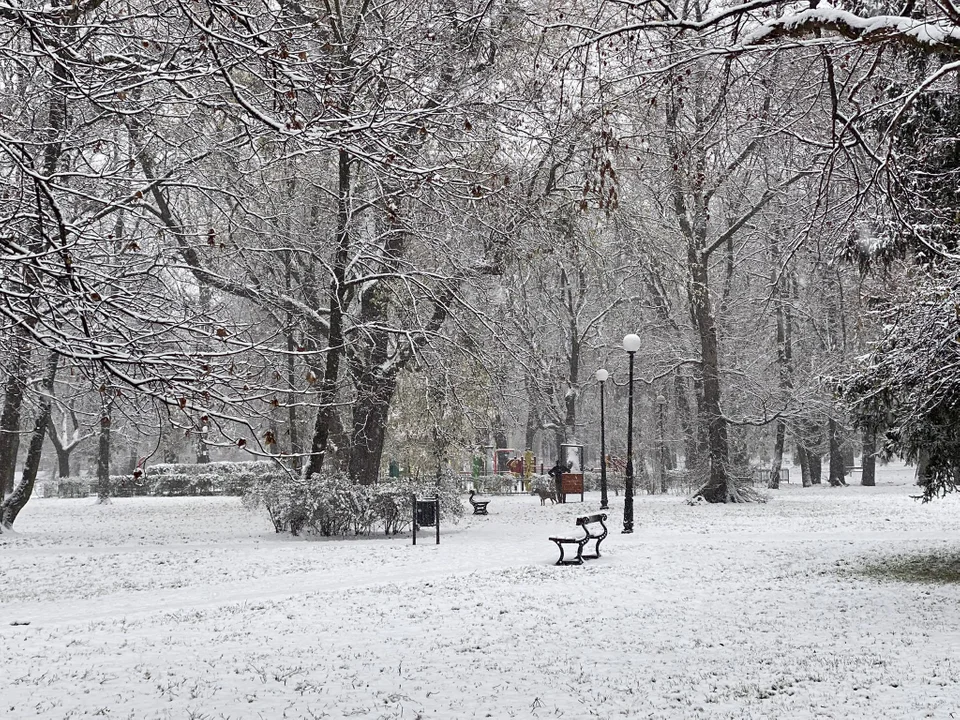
xmin=416 ymin=498 xmax=437 ymax=527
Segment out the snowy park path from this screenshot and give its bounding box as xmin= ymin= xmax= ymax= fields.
xmin=4 ymin=464 xmax=960 ymax=719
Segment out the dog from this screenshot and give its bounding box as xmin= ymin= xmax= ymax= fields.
xmin=531 ymin=487 xmax=557 ymax=505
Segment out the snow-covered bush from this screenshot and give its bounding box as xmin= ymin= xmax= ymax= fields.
xmin=528 ymin=474 xmax=552 ymax=493
xmin=370 ymin=474 xmax=464 ymax=535
xmin=243 ymin=470 xmax=464 ymax=536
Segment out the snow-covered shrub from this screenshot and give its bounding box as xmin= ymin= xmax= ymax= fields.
xmin=370 ymin=473 xmax=464 ymax=535
xmin=242 ymin=470 xmax=463 ymax=536
xmin=528 ymin=474 xmax=553 ymax=493
xmin=305 ymin=472 xmax=367 ymax=536
xmin=242 ymin=471 xmax=370 ymax=536
xmin=240 ymin=470 xmax=292 ymax=533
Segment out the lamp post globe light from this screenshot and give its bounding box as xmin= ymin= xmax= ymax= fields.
xmin=595 ymin=368 xmax=609 ymax=510
xmin=622 ymin=334 xmax=642 ymax=533
xmin=656 ymin=394 xmax=667 ymax=494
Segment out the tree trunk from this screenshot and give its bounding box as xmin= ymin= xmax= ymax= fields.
xmin=828 ymin=418 xmax=846 ymax=486
xmin=769 ymin=421 xmax=785 ymax=490
xmin=347 ymin=371 xmax=397 ymax=485
xmin=689 ymin=250 xmax=731 ymax=502
xmin=769 ymin=226 xmax=791 ymax=492
xmin=125 ymin=438 xmax=138 ymax=476
xmin=47 ymin=416 xmax=72 ymax=478
xmin=861 ymin=427 xmax=877 ymax=487
xmin=0 ymin=331 xmax=29 ymax=496
xmin=797 ymin=444 xmax=812 ymax=487
xmin=307 ymin=149 xmax=352 ymax=478
xmin=1 ymin=353 xmax=58 ymax=530
xmin=675 ymin=369 xmax=700 ymax=471
xmin=2 ymin=7 xmax=70 ymax=498
xmin=559 ymin=263 xmax=581 ymax=444
xmin=809 ymin=452 xmax=823 ymax=484
xmin=524 ymin=391 xmax=538 ymax=456
xmin=96 ymin=395 xmax=112 ymax=504
xmin=284 ymin=248 xmax=303 ymax=474
xmin=286 ymin=328 xmax=302 ymax=473
xmin=195 ymin=281 xmax=212 ymax=465
xmin=916 ymin=448 xmax=930 ymax=488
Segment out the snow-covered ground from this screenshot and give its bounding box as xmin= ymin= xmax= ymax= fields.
xmin=4 ymin=462 xmax=960 ymax=719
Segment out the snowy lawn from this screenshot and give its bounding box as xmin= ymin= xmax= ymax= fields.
xmin=3 ymin=462 xmax=960 ymax=719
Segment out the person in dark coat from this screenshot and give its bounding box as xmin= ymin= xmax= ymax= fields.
xmin=547 ymin=460 xmax=572 ymax=503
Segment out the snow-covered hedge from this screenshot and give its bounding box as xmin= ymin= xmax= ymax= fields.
xmin=35 ymin=477 xmax=132 ymax=498
xmin=34 ymin=462 xmax=276 ymax=499
xmin=243 ymin=470 xmax=464 ymax=537
xmin=144 ymin=461 xmax=274 ymax=496
xmin=34 ymin=478 xmax=92 ymax=498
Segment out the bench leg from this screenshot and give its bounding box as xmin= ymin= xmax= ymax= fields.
xmin=582 ymin=536 xmax=604 ymax=560
xmin=552 ymin=540 xmax=584 ymax=566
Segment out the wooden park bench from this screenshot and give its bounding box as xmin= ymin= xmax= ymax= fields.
xmin=468 ymin=490 xmax=490 ymax=515
xmin=548 ymin=513 xmax=608 ymax=566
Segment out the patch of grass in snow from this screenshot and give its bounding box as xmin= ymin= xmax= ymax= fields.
xmin=855 ymin=551 xmax=960 ymax=584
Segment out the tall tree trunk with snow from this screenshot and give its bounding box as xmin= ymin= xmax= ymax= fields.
xmin=524 ymin=381 xmax=540 ymax=456
xmin=810 ymin=451 xmax=823 ymax=484
xmin=674 ymin=371 xmax=701 ymax=471
xmin=687 ymin=246 xmax=731 ymax=501
xmin=344 ymin=181 xmax=458 ymax=484
xmin=195 ymin=283 xmax=212 ymax=464
xmin=0 ymin=10 xmax=70 ymax=495
xmin=347 ymin=371 xmax=398 ymax=484
xmin=559 ymin=260 xmax=582 ymax=444
xmin=770 ymin=423 xmax=785 ymax=490
xmin=861 ymin=427 xmax=877 ymax=486
xmin=769 ymin=227 xmax=793 ymax=490
xmin=307 ymin=149 xmax=351 ymax=478
xmin=0 ymin=333 xmax=28 ymax=496
xmin=96 ymin=392 xmax=113 ymax=504
xmin=285 ymin=251 xmax=302 ymax=474
xmin=828 ymin=420 xmax=846 ymax=486
xmin=1 ymin=353 xmax=58 ymax=530
xmin=797 ymin=444 xmax=812 ymax=487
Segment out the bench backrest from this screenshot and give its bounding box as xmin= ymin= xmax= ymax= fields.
xmin=576 ymin=513 xmax=607 ymax=526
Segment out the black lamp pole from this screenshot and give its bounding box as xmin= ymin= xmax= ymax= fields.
xmin=596 ymin=369 xmax=609 ymax=510
xmin=622 ymin=334 xmax=640 ymax=533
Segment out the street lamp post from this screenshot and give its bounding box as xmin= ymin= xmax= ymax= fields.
xmin=656 ymin=394 xmax=667 ymax=494
xmin=596 ymin=369 xmax=609 ymax=510
xmin=622 ymin=334 xmax=641 ymax=533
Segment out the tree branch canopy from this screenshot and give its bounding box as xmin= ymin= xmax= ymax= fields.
xmin=739 ymin=6 xmax=960 ymax=54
